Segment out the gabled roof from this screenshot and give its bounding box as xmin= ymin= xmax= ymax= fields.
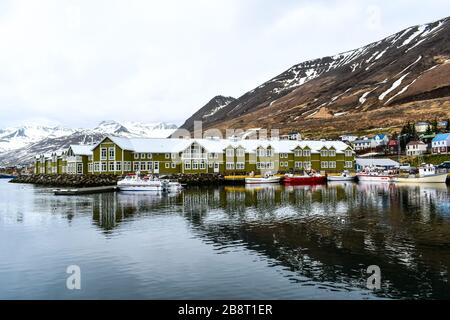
xmin=374 ymin=134 xmax=387 ymax=139
xmin=91 ymin=136 xmax=353 ymax=154
xmin=69 ymin=145 xmax=94 ymax=156
xmin=432 ymin=133 xmax=450 ymax=142
xmin=407 ymin=140 xmax=426 ymax=146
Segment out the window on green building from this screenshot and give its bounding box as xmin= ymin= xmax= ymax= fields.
xmin=100 ymin=148 xmax=107 ymax=160
xmin=109 ymin=147 xmax=115 ymax=160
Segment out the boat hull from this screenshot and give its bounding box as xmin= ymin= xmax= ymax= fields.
xmin=396 ymin=173 xmax=448 ymax=183
xmin=327 ymin=176 xmax=355 ymax=182
xmin=283 ymin=176 xmax=327 ymax=185
xmin=245 ymin=177 xmax=281 ymax=184
xmin=356 ymin=174 xmax=398 ymax=183
xmin=118 ymin=185 xmax=162 ymax=192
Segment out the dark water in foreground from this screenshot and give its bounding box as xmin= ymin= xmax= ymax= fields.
xmin=1 ymin=179 xmax=450 ymax=299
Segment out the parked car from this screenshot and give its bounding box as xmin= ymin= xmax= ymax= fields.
xmin=437 ymin=161 xmax=450 ymax=170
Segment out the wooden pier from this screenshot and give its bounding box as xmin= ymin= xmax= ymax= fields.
xmin=53 ymin=185 xmax=118 ymax=195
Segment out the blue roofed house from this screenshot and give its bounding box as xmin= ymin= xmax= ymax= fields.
xmin=432 ymin=133 xmax=450 ymax=154
xmin=371 ymin=134 xmax=389 ymax=148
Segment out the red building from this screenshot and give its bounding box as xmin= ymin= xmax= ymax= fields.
xmin=387 ymin=139 xmax=399 ymax=154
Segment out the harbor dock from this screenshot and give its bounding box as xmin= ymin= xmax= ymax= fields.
xmin=53 ymin=185 xmax=118 ymax=195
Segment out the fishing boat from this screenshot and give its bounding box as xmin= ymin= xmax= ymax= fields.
xmin=327 ymin=171 xmax=356 ymax=182
xmin=356 ymin=171 xmax=398 ymax=183
xmin=117 ymin=172 xmax=182 ymax=192
xmin=396 ymin=164 xmax=448 ymax=183
xmin=283 ymin=173 xmax=327 ymax=185
xmin=245 ymin=175 xmax=281 ymax=184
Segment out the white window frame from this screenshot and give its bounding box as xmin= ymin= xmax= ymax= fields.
xmin=109 ymin=161 xmax=115 ymax=172
xmin=321 ymin=161 xmax=329 ymax=168
xmin=165 ymin=162 xmax=170 ymax=169
xmin=171 ymin=162 xmax=176 ymax=169
xmin=295 ymin=161 xmax=302 ymax=168
xmin=134 ymin=162 xmax=140 ymax=171
xmin=116 ymin=161 xmax=122 ymax=172
xmin=165 ymin=153 xmax=170 ymax=159
xmin=329 ymin=161 xmax=336 ymax=169
xmin=134 ymin=153 xmax=139 ymax=160
xmin=226 ymin=162 xmax=235 ymax=170
xmin=184 ymin=161 xmax=191 ymax=170
xmin=108 ymin=147 xmax=115 ymax=160
xmin=236 ymin=162 xmax=245 ymax=170
xmin=101 ymin=162 xmax=107 ymax=172
xmin=77 ymin=163 xmax=83 ymax=174
xmin=100 ymin=148 xmax=107 ymax=160
xmin=226 ymin=149 xmax=234 ymax=157
xmin=303 ymin=150 xmax=311 ymax=157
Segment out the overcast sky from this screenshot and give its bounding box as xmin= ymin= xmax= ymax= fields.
xmin=0 ymin=0 xmax=449 ymax=128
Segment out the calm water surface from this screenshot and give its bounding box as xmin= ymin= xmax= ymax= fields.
xmin=1 ymin=179 xmax=450 ymax=299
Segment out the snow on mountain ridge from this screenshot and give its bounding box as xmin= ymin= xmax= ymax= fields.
xmin=0 ymin=121 xmax=178 ymax=158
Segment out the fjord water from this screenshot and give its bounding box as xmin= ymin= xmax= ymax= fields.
xmin=1 ymin=179 xmax=450 ymax=299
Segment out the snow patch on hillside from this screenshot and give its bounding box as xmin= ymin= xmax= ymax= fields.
xmin=379 ymin=73 xmax=410 ymax=101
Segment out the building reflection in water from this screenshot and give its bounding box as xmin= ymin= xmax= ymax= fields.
xmin=87 ymin=183 xmax=450 ymax=298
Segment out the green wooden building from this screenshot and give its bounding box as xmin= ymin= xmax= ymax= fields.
xmin=35 ymin=136 xmax=355 ymax=175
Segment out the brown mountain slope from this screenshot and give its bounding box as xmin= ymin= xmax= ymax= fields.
xmin=180 ymin=16 xmax=450 ymax=137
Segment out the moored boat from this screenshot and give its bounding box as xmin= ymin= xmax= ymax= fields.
xmin=356 ymin=172 xmax=398 ymax=183
xmin=396 ymin=164 xmax=448 ymax=183
xmin=245 ymin=176 xmax=281 ymax=184
xmin=283 ymin=173 xmax=327 ymax=185
xmin=327 ymin=171 xmax=356 ymax=182
xmin=117 ymin=172 xmax=182 ymax=192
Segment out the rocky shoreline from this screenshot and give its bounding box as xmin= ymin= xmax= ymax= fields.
xmin=9 ymin=173 xmax=227 ymax=187
xmin=9 ymin=174 xmax=120 ymax=187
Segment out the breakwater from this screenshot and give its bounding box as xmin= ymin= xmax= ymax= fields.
xmin=9 ymin=173 xmax=227 ymax=187
xmin=9 ymin=174 xmax=120 ymax=187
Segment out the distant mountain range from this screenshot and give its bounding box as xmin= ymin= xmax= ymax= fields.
xmin=0 ymin=121 xmax=177 ymax=166
xmin=180 ymin=16 xmax=450 ymax=137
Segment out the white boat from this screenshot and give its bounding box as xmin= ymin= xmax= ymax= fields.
xmin=117 ymin=172 xmax=182 ymax=192
xmin=396 ymin=164 xmax=448 ymax=183
xmin=245 ymin=175 xmax=281 ymax=185
xmin=327 ymin=171 xmax=356 ymax=182
xmin=356 ymin=171 xmax=398 ymax=183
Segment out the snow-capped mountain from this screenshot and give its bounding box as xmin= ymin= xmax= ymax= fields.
xmin=0 ymin=121 xmax=178 ymax=165
xmin=181 ymin=16 xmax=450 ymax=137
xmin=93 ymin=120 xmax=177 ymax=138
xmin=0 ymin=125 xmax=76 ymax=153
xmin=180 ymin=96 xmax=236 ymax=132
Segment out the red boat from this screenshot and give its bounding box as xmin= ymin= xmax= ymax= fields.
xmin=283 ymin=174 xmax=327 ymax=185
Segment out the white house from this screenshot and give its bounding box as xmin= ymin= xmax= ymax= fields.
xmin=352 ymin=138 xmax=372 ymax=151
xmin=340 ymin=134 xmax=358 ymax=143
xmin=432 ymin=133 xmax=450 ymax=154
xmin=415 ymin=122 xmax=430 ymax=133
xmin=406 ymin=141 xmax=427 ymax=156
